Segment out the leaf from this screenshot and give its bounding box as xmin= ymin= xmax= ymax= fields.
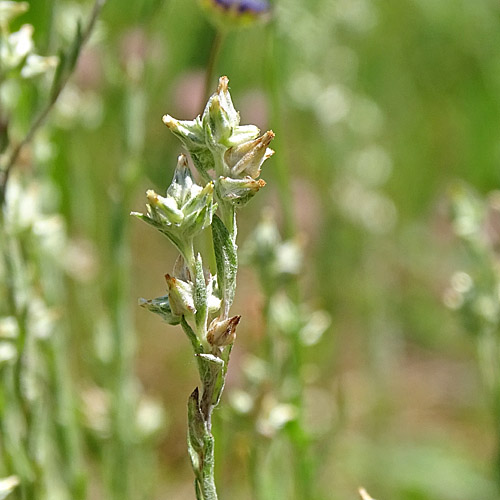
xmin=211 ymin=345 xmax=232 ymax=407
xmin=211 ymin=214 xmax=237 ymax=310
xmin=49 ymin=49 xmax=66 ymax=102
xmin=196 ymin=353 xmax=224 ymax=366
xmin=131 ymin=212 xmax=185 ymax=257
xmin=67 ymin=20 xmax=83 ymax=72
xmin=201 ymin=433 xmax=217 ymax=498
xmin=194 ymin=254 xmax=208 ymax=331
xmin=138 ymin=296 xmax=181 ymax=325
xmin=187 ymin=388 xmax=206 ymax=463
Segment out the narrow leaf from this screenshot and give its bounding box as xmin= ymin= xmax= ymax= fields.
xmin=194 ymin=254 xmax=208 ymax=331
xmin=131 ymin=212 xmax=185 ymax=257
xmin=196 ymin=353 xmax=224 ymax=367
xmin=211 ymin=215 xmax=237 ymax=310
xmin=49 ymin=49 xmax=66 ymax=101
xmin=67 ymin=21 xmax=83 ymax=71
xmin=211 ymin=345 xmax=232 ymax=407
xmin=201 ymin=434 xmax=218 ymax=499
xmin=187 ymin=388 xmax=206 ymax=460
xmin=138 ymin=296 xmax=181 ymax=325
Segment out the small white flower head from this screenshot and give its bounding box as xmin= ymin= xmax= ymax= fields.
xmin=1 ymin=24 xmax=34 ymax=70
xmin=450 ymin=271 xmax=473 ymax=294
xmin=135 ymin=397 xmax=165 ymax=439
xmin=242 ymin=210 xmax=303 ymax=280
xmin=202 ymin=77 xmax=268 ymax=159
xmin=20 ymin=53 xmax=58 ymax=79
xmin=133 ymin=154 xmax=216 ymax=241
xmin=0 ymin=1 xmax=29 ymax=28
xmin=203 ymin=76 xmax=240 ymax=147
xmin=161 ymin=76 xmax=275 ymax=204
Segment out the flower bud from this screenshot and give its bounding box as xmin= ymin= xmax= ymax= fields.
xmin=181 ymin=181 xmax=216 ymax=237
xmin=146 ymin=190 xmax=184 ymax=224
xmin=213 ymin=76 xmax=239 ymax=127
xmin=167 ymin=154 xmax=199 ymax=205
xmin=207 ymin=315 xmax=241 ymax=346
xmin=165 ymin=274 xmax=196 ymax=317
xmin=217 ymin=176 xmax=266 ymax=207
xmin=202 ymin=79 xmax=238 ymax=147
xmin=225 ymin=130 xmax=274 ymax=178
xmin=201 ymin=76 xmax=270 ymax=156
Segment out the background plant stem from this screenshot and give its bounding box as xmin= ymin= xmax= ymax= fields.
xmin=203 ymin=29 xmax=225 ymax=106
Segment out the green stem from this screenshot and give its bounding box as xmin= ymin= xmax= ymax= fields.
xmin=219 ymin=202 xmax=236 ymax=242
xmin=183 ymin=239 xmax=197 ymax=277
xmin=200 ymin=434 xmax=218 ymax=500
xmin=183 ymin=320 xmax=219 ymax=500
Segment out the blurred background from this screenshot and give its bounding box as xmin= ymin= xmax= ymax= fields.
xmin=2 ymin=0 xmax=500 ymax=499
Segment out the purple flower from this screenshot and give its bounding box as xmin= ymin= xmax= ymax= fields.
xmin=213 ymin=0 xmax=270 ymax=14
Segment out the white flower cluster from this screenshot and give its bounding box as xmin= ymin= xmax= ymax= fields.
xmin=0 ymin=2 xmax=58 ymax=79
